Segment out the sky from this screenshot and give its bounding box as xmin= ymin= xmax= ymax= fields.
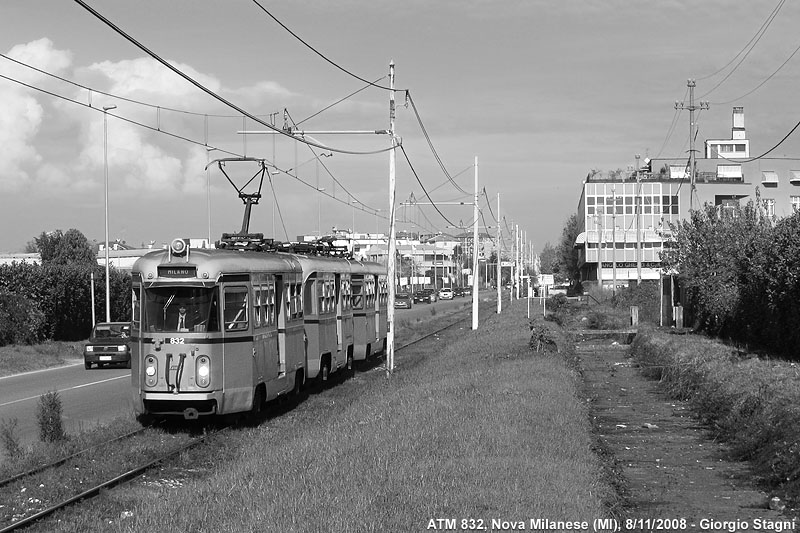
xmin=2 ymin=0 xmax=800 ymax=254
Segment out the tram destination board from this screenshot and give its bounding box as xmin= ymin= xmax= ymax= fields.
xmin=157 ymin=266 xmax=197 ymax=278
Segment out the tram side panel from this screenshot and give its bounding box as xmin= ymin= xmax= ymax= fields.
xmin=352 ymin=274 xmax=377 ymax=361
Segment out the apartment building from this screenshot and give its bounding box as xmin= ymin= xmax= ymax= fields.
xmin=574 ymin=107 xmax=800 ymax=289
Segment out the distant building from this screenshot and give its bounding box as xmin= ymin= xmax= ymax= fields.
xmin=0 ymin=253 xmax=40 ymax=266
xmin=574 ymin=106 xmax=800 ymax=289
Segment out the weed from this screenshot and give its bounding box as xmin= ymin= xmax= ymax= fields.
xmin=37 ymin=390 xmax=67 ymax=443
xmin=0 ymin=417 xmax=23 ymax=457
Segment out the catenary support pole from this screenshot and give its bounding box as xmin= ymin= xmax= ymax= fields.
xmin=472 ymin=156 xmax=479 ymax=330
xmin=386 ymin=61 xmax=397 ymax=376
xmin=496 ymin=193 xmax=501 ymax=315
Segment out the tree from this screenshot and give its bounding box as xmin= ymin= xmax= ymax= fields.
xmin=556 ymin=214 xmax=582 ymax=285
xmin=34 ymin=229 xmax=96 ymax=265
xmin=538 ymin=242 xmax=558 ymax=274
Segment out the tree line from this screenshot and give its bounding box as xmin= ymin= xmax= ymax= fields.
xmin=0 ymin=229 xmax=130 ymax=346
xmin=653 ymin=196 xmax=800 ymax=357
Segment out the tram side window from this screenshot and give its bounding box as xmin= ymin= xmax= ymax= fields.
xmin=340 ymin=278 xmax=351 ymax=312
xmin=286 ymin=282 xmax=303 ymax=320
xmin=318 ymin=279 xmax=336 ymax=314
xmin=224 ymin=287 xmax=249 ymax=331
xmin=253 ymin=288 xmax=263 ymax=328
xmin=352 ymin=281 xmax=364 ymax=310
xmin=265 ymin=283 xmax=276 ymax=326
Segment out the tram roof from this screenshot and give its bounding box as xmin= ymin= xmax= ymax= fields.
xmin=132 ymin=248 xmax=303 ymax=280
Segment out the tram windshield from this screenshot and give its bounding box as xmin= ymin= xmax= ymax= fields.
xmin=143 ymin=286 xmax=219 ymax=332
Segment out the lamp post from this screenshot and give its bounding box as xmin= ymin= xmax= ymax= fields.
xmin=205 ymin=147 xmax=218 ymax=245
xmin=102 ymin=104 xmax=116 ymax=323
xmin=317 ymin=187 xmax=325 ymax=236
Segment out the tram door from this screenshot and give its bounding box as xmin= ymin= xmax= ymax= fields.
xmin=275 ymin=276 xmax=286 ymax=376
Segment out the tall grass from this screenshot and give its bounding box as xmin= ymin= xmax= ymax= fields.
xmin=49 ymin=301 xmax=614 ymax=532
xmin=632 ymin=325 xmax=800 ymax=500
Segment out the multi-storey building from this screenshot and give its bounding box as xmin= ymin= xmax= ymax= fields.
xmin=574 ymin=107 xmax=800 ymax=289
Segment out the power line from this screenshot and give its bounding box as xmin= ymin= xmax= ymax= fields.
xmin=406 ymin=91 xmax=470 ymax=196
xmin=73 ymin=0 xmax=395 ymax=157
xmin=250 ymin=0 xmax=402 ymax=93
xmin=698 ymin=0 xmax=785 ymax=99
xmin=711 ymin=37 xmax=800 ymax=105
xmin=399 ymin=145 xmax=458 ymax=228
xmin=697 ymin=0 xmax=786 ymax=82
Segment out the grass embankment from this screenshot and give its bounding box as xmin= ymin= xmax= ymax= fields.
xmin=0 ymin=341 xmax=83 ymax=377
xmin=631 ymin=325 xmax=800 ymax=502
xmin=45 ymin=300 xmax=614 ymax=532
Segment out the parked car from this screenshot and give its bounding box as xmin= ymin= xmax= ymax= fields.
xmin=84 ymin=322 xmax=131 ymax=369
xmin=413 ymin=289 xmax=435 ymax=304
xmin=439 ymin=287 xmax=454 ymax=300
xmin=394 ymin=292 xmax=413 ymax=309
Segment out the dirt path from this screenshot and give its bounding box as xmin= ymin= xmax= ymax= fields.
xmin=577 ymin=336 xmax=796 ymax=533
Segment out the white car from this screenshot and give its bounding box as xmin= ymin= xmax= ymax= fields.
xmin=439 ymin=288 xmax=454 ymax=300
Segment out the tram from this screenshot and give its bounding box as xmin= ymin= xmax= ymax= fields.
xmin=130 ymin=236 xmax=387 ymax=420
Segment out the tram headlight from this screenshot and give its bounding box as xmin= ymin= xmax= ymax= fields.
xmin=196 ymin=356 xmax=210 ymax=388
xmin=145 ymin=355 xmax=158 ymax=387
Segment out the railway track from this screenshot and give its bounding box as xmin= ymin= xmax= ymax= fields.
xmin=0 ymin=302 xmax=481 ymax=532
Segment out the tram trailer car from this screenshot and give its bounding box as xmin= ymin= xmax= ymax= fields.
xmin=130 ymin=239 xmax=387 ymax=420
xmin=351 ymin=261 xmax=388 ymax=362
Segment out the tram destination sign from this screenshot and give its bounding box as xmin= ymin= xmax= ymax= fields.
xmin=158 ymin=266 xmax=197 ymax=278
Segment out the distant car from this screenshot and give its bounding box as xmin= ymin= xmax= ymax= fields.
xmin=439 ymin=287 xmax=454 ymax=300
xmin=462 ymin=286 xmax=473 ymax=296
xmin=453 ymin=287 xmax=464 ymax=298
xmin=84 ymin=322 xmax=131 ymax=369
xmin=413 ymin=289 xmax=435 ymax=304
xmin=394 ymin=293 xmax=413 ymax=309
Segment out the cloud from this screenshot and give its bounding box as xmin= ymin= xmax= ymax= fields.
xmin=0 ymin=38 xmax=299 ymax=196
xmin=0 ymin=38 xmax=72 ymax=191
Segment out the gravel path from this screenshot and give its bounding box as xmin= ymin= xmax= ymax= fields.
xmin=578 ymin=337 xmax=795 ymax=533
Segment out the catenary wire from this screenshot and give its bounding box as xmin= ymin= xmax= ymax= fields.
xmin=250 ymin=0 xmax=402 ymax=93
xmin=73 ymin=0 xmax=395 ymax=157
xmin=697 ymin=0 xmax=786 ymax=82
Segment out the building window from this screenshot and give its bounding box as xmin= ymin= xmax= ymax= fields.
xmin=763 ymin=198 xmax=776 ymax=217
xmin=791 ymin=196 xmax=800 ymax=212
xmin=718 ymin=165 xmax=743 ymax=178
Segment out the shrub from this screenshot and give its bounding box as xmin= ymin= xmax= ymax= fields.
xmin=37 ymin=390 xmax=67 ymax=443
xmin=0 ymin=290 xmax=47 ymax=346
xmin=0 ymin=417 xmax=22 ymax=458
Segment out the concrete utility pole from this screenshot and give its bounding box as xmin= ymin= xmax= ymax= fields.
xmin=635 ymin=154 xmax=642 ymax=285
xmin=471 ymin=156 xmax=479 ymax=330
xmin=386 ymin=60 xmax=397 ymax=375
xmin=612 ymin=183 xmax=617 ymax=297
xmin=675 ymin=79 xmax=709 ymax=210
xmin=496 ymin=193 xmax=501 ymax=315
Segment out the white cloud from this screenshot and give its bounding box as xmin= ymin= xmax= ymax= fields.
xmin=0 ymin=38 xmax=71 ymax=191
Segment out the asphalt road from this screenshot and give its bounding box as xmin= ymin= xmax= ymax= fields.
xmin=0 ymin=363 xmax=133 ymax=458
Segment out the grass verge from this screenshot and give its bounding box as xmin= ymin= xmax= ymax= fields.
xmin=34 ymin=300 xmax=615 ymax=532
xmin=0 ymin=341 xmax=83 ymax=377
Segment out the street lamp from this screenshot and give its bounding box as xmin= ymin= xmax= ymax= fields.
xmin=317 ymin=187 xmax=325 ymax=236
xmin=205 ymin=147 xmax=218 ymax=245
xmin=102 ymin=104 xmax=116 ymax=323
